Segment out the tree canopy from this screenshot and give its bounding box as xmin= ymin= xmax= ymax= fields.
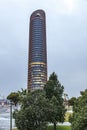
xmin=7 ymin=89 xmax=29 ymax=105
xmin=70 ymin=89 xmax=87 ymax=130
xmin=14 ymin=90 xmax=49 ymax=130
xmin=68 ymin=97 xmax=77 ymax=106
xmin=12 ymin=72 xmax=66 ymax=130
xmin=7 ymin=92 xmax=20 ymax=106
xmin=44 ymin=72 xmax=66 ymax=130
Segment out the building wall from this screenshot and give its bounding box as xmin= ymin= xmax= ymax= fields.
xmin=28 ymin=10 xmax=47 ymax=90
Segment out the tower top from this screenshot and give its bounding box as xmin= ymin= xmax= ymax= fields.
xmin=30 ymin=9 xmax=45 ymax=20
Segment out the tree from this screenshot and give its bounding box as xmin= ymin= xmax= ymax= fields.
xmin=18 ymin=88 xmax=29 ymax=97
xmin=7 ymin=89 xmax=29 ymax=105
xmin=13 ymin=90 xmax=50 ymax=130
xmin=12 ymin=72 xmax=66 ymax=130
xmin=7 ymin=92 xmax=20 ymax=106
xmin=71 ymin=89 xmax=87 ymax=130
xmin=44 ymin=72 xmax=66 ymax=130
xmin=68 ymin=97 xmax=77 ymax=106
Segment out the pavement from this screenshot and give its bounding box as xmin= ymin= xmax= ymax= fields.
xmin=48 ymin=122 xmax=71 ymax=126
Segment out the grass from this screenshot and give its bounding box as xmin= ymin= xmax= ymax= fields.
xmin=47 ymin=126 xmax=71 ymax=130
xmin=13 ymin=126 xmax=71 ymax=130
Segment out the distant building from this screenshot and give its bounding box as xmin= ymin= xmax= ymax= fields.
xmin=0 ymin=99 xmax=9 ymax=106
xmin=27 ymin=10 xmax=47 ymax=90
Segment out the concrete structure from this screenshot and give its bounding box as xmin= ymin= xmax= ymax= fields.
xmin=27 ymin=10 xmax=47 ymax=90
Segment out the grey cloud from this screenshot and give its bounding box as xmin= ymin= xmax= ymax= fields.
xmin=0 ymin=0 xmax=87 ymax=97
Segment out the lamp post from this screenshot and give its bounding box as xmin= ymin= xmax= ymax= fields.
xmin=10 ymin=101 xmax=12 ymax=130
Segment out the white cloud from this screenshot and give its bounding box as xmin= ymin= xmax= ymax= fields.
xmin=0 ymin=0 xmax=79 ymax=15
xmin=63 ymin=0 xmax=76 ymax=14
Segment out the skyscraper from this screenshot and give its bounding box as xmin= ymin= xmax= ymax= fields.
xmin=27 ymin=10 xmax=47 ymax=90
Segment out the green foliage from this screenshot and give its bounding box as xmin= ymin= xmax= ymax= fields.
xmin=68 ymin=97 xmax=77 ymax=106
xmin=7 ymin=89 xmax=29 ymax=106
xmin=44 ymin=72 xmax=64 ymax=100
xmin=18 ymin=88 xmax=29 ymax=97
xmin=14 ymin=90 xmax=49 ymax=130
xmin=17 ymin=88 xmax=29 ymax=104
xmin=7 ymin=92 xmax=20 ymax=105
xmin=71 ymin=89 xmax=87 ymax=130
xmin=13 ymin=72 xmax=66 ymax=130
xmin=44 ymin=72 xmax=66 ymax=130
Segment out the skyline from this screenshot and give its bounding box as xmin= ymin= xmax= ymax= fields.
xmin=0 ymin=0 xmax=87 ymax=98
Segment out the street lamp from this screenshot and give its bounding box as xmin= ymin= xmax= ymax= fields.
xmin=10 ymin=101 xmax=12 ymax=130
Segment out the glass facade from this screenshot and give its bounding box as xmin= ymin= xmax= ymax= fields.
xmin=28 ymin=10 xmax=47 ymax=90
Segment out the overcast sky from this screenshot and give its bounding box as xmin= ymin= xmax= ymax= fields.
xmin=0 ymin=0 xmax=87 ymax=98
